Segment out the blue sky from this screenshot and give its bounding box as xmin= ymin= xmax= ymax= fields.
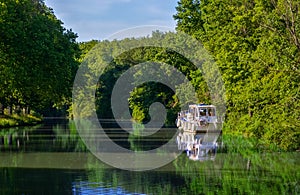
xmin=44 ymin=0 xmax=178 ymax=42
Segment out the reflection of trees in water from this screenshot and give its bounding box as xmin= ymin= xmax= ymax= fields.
xmin=128 ymin=122 xmax=174 ymax=151
xmin=52 ymin=121 xmax=87 ymax=152
xmin=1 ymin=121 xmax=299 ymax=194
xmin=128 ymin=122 xmax=144 ymax=151
xmin=173 ymin=150 xmax=300 ymax=194
xmin=0 ymin=167 xmax=85 ymax=194
xmin=0 ymin=121 xmax=87 ymax=152
xmin=85 ymin=154 xmax=184 ymax=195
xmin=83 ymin=148 xmax=299 ymax=194
xmin=0 ymin=125 xmax=41 ymax=150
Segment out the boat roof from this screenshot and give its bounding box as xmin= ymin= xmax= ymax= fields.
xmin=189 ymin=104 xmax=216 ymax=108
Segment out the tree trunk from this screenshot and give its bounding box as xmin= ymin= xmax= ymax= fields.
xmin=8 ymin=106 xmax=13 ymax=115
xmin=15 ymin=105 xmax=21 ymax=114
xmin=0 ymin=136 xmax=4 ymax=145
xmin=7 ymin=134 xmax=12 ymax=145
xmin=0 ymin=103 xmax=4 ymax=115
xmin=26 ymin=106 xmax=30 ymax=115
xmin=248 ymin=107 xmax=253 ymax=117
xmin=247 ymin=159 xmax=251 ymax=171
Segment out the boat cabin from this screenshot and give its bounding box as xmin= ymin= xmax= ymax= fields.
xmin=185 ymin=104 xmax=217 ymax=123
xmin=177 ymin=103 xmax=222 ymax=132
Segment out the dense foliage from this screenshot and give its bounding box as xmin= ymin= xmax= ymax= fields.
xmin=174 ymin=0 xmax=300 ymax=150
xmin=0 ymin=0 xmax=80 ymax=116
xmin=1 ymin=0 xmax=298 ymax=151
xmin=76 ymin=33 xmax=215 ymax=126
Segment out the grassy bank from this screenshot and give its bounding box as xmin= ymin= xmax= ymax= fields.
xmin=0 ymin=114 xmax=42 ymax=128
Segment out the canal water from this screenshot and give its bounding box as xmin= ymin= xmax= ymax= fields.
xmin=0 ymin=119 xmax=299 ymax=194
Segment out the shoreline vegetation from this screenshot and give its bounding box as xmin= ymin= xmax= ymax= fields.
xmin=0 ymin=113 xmax=42 ymax=128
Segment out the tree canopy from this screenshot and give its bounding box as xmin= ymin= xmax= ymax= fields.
xmin=174 ymin=0 xmax=300 ymax=150
xmin=73 ymin=31 xmax=221 ymax=129
xmin=0 ymin=0 xmax=80 ymax=116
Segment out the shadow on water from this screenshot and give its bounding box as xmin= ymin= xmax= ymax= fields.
xmin=0 ymin=119 xmax=299 ymax=194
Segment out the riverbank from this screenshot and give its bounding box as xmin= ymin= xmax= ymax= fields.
xmin=0 ymin=114 xmax=42 ymax=128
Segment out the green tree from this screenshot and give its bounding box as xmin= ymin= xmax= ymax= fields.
xmin=174 ymin=0 xmax=300 ymax=150
xmin=77 ymin=32 xmax=210 ymax=126
xmin=0 ymin=0 xmax=80 ymax=116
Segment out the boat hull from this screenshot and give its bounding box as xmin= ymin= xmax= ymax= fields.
xmin=176 ymin=118 xmax=222 ymax=133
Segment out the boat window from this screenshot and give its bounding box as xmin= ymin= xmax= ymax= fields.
xmin=200 ymin=109 xmax=206 ymax=116
xmin=208 ymin=108 xmax=215 ymax=116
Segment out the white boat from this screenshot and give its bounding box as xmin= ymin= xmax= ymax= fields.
xmin=176 ymin=104 xmax=223 ymax=133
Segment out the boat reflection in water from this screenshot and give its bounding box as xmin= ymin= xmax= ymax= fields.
xmin=176 ymin=131 xmax=221 ymax=161
xmin=176 ymin=104 xmax=223 ymax=161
